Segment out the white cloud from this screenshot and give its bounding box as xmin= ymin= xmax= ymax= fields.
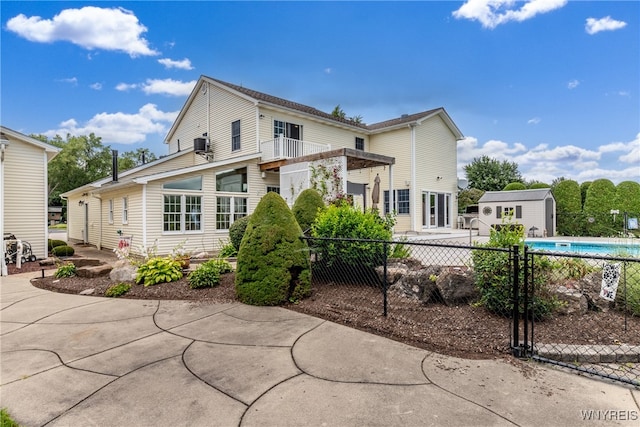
xmin=452 ymin=0 xmax=567 ymax=29
xmin=527 ymin=117 xmax=541 ymax=125
xmin=90 ymin=82 xmax=102 ymax=90
xmin=601 ymin=133 xmax=640 ymax=165
xmin=585 ymin=16 xmax=627 ymax=35
xmin=116 ymin=83 xmax=138 ymax=92
xmin=567 ymin=79 xmax=580 ymax=89
xmin=158 ymin=58 xmax=194 ymax=70
xmin=141 ymin=79 xmax=196 ymax=96
xmin=43 ymin=103 xmax=179 ymax=144
xmin=456 ymin=135 xmax=639 ymax=184
xmin=6 ymin=6 xmax=158 ymax=57
xmin=57 ymin=77 xmax=78 ymax=85
xmin=324 ymin=68 xmax=333 ymax=74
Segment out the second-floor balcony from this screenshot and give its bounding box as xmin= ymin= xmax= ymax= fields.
xmin=260 ymin=136 xmax=331 ymax=162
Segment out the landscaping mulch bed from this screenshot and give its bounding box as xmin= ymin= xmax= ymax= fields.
xmin=27 ymin=268 xmax=640 ymax=361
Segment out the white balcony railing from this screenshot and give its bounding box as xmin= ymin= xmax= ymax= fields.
xmin=260 ymin=136 xmax=331 ymax=161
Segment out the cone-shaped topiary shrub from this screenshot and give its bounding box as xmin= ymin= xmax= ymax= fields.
xmin=229 ymin=214 xmax=251 ymax=251
xmin=235 ymin=192 xmax=311 ymax=305
xmin=292 ymin=188 xmax=325 ymax=235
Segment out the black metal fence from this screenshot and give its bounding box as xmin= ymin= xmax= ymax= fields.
xmin=293 ymin=236 xmax=640 ymax=387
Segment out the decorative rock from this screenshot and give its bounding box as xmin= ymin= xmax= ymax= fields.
xmin=39 ymin=257 xmax=56 ymax=266
xmin=79 ymin=288 xmax=95 ymax=295
xmin=434 ymin=266 xmax=478 ymax=306
xmin=76 ymin=264 xmax=113 ymax=278
xmin=554 ymin=285 xmax=588 ymax=315
xmin=390 ymin=268 xmax=440 ymax=302
xmin=110 ymin=262 xmax=137 ymax=282
xmin=577 ymin=271 xmax=614 ymax=312
xmin=73 ymin=258 xmax=103 ymax=268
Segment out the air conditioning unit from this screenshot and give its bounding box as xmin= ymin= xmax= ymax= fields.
xmin=194 ymin=137 xmax=208 ymax=154
xmin=194 ymin=138 xmax=213 ymax=161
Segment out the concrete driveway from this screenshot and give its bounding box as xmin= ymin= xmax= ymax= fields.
xmin=1 ymin=271 xmax=638 ymax=426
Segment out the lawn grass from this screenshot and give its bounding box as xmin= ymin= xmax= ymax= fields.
xmin=1 ymin=408 xmax=20 ymax=427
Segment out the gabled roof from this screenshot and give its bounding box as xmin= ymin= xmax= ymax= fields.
xmin=166 ymin=75 xmax=464 ymax=142
xmin=479 ymin=188 xmax=554 ymax=203
xmin=1 ymin=125 xmax=61 ymax=161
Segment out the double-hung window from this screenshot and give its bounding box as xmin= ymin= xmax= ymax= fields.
xmin=384 ymin=189 xmax=410 ymax=215
xmin=163 ymin=176 xmax=203 ymax=233
xmin=355 ymin=137 xmax=364 ymax=151
xmin=232 ymin=120 xmax=241 ymax=151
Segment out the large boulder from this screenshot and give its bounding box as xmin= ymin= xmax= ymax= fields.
xmin=554 ymin=286 xmax=588 ymax=315
xmin=383 ymin=264 xmax=442 ymax=302
xmin=577 ymin=271 xmax=614 ymax=312
xmin=109 ymin=260 xmax=137 ymax=282
xmin=435 ymin=266 xmax=478 ymax=306
xmin=76 ymin=264 xmax=112 ymax=278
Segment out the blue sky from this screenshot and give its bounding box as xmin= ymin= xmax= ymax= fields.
xmin=2 ymin=1 xmax=638 ymax=185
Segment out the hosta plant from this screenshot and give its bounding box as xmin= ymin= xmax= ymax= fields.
xmin=136 ymin=257 xmax=183 ymax=286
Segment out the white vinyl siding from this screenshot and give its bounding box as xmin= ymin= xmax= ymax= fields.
xmin=3 ymin=139 xmax=49 ymax=259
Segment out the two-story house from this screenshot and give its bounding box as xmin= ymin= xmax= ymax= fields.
xmin=62 ymin=75 xmax=464 ymax=255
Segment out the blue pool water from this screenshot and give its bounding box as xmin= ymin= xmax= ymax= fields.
xmin=525 ymin=240 xmax=640 ymax=257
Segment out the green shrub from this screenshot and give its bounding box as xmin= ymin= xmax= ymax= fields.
xmin=105 ymin=283 xmax=132 ymax=297
xmin=235 ymin=192 xmax=311 ymax=305
xmin=229 ymin=215 xmax=251 ymax=251
xmin=390 ymin=238 xmax=412 ymax=259
xmin=292 ymin=188 xmax=325 ymax=234
xmin=219 ymin=240 xmax=238 ymax=258
xmin=472 ymin=219 xmax=561 ymax=320
xmin=187 ymin=259 xmax=233 ymax=289
xmin=55 ymin=262 xmax=76 ymax=278
xmin=136 ymin=257 xmax=183 ymax=286
xmin=311 ymin=204 xmax=394 ymax=273
xmin=616 ymin=262 xmax=640 ymax=316
xmin=52 ymin=245 xmax=74 ymax=257
xmin=48 ymin=239 xmax=67 ymax=251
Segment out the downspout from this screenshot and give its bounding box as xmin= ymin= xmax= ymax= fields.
xmin=142 ymin=183 xmax=147 ymax=249
xmin=409 ymin=123 xmax=416 ymax=232
xmin=388 ymin=164 xmax=394 ymax=234
xmin=255 ymin=103 xmax=261 ymax=152
xmin=0 ymin=139 xmax=7 ymax=276
xmin=206 ymin=82 xmax=211 ymax=140
xmin=43 ymin=152 xmax=49 ymax=259
xmin=91 ymin=193 xmax=102 ymax=250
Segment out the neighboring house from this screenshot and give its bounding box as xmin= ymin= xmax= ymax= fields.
xmin=62 ymin=76 xmax=464 ymax=256
xmin=1 ymin=126 xmax=60 ymax=275
xmin=48 ymin=206 xmax=63 ymax=225
xmin=477 ymin=189 xmax=556 ymax=237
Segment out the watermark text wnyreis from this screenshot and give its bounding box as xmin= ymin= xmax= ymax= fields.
xmin=581 ymin=410 xmax=639 ymax=422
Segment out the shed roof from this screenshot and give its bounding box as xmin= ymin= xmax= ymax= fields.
xmin=478 ymin=188 xmax=553 ymax=203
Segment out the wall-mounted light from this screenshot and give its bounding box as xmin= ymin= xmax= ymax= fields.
xmin=259 ymin=114 xmax=265 ymax=119
xmin=78 ymin=200 xmax=85 ymax=206
xmin=405 ymin=180 xmax=411 ymax=187
xmin=436 ymin=176 xmax=443 ymax=181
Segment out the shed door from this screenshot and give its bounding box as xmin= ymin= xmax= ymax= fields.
xmin=545 ymin=198 xmax=554 ymax=237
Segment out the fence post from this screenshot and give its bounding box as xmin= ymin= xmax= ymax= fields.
xmin=523 ymin=246 xmax=530 ymax=355
xmin=512 ymin=245 xmax=521 ymax=357
xmin=383 ymin=241 xmax=388 ymax=317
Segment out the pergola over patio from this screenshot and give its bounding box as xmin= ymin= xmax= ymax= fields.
xmin=259 ymin=147 xmax=396 ymax=209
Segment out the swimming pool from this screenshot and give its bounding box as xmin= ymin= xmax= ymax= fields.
xmin=525 ymin=239 xmax=640 ymax=257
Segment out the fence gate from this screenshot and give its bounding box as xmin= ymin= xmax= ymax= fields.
xmin=513 ymin=246 xmax=640 ymax=388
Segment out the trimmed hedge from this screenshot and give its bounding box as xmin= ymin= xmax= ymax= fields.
xmin=51 ymin=245 xmax=75 ymax=256
xmin=292 ymin=188 xmax=325 ymax=234
xmin=235 ymin=192 xmax=311 ymax=305
xmin=48 ymin=239 xmax=67 ymax=251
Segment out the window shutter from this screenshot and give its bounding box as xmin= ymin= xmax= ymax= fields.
xmin=496 ymin=206 xmax=502 ymax=218
xmin=516 ymin=205 xmax=522 ymax=218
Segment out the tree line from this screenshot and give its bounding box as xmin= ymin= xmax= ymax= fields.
xmin=460 ymin=155 xmax=640 ymax=237
xmin=33 ymin=133 xmax=157 ymax=208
